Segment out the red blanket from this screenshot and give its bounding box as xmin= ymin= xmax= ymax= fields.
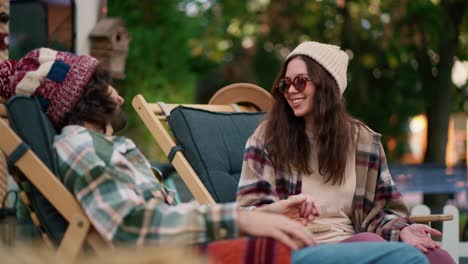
xmin=202 ymin=238 xmax=291 ymax=264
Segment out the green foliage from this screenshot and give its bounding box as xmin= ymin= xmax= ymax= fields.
xmin=108 ymin=1 xmax=197 ymax=160
xmin=108 ymin=0 xmax=467 ymax=162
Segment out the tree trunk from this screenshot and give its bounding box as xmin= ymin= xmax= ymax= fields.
xmin=339 ymin=4 xmax=369 ymax=112
xmin=423 ymin=0 xmax=466 ymax=217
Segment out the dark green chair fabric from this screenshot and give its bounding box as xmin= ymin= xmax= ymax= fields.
xmin=168 ymin=106 xmax=264 ymax=203
xmin=6 ymin=96 xmax=67 ymax=245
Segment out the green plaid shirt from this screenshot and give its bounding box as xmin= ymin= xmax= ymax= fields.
xmin=54 ymin=125 xmax=238 ymax=245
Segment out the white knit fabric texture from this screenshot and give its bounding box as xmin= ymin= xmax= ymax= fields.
xmin=15 ymin=48 xmax=57 ymax=95
xmin=286 ymin=41 xmax=349 ymax=94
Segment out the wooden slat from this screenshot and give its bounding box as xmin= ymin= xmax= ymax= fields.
xmin=20 ymin=191 xmax=31 ymax=206
xmin=0 ymin=104 xmax=6 ymax=118
xmin=208 ymin=83 xmax=273 ymax=112
xmin=42 ymin=233 xmax=55 ymax=249
xmin=0 ymin=118 xmax=86 ymax=221
xmin=409 ymin=214 xmax=453 ymax=223
xmin=132 ymin=95 xmax=216 ymax=205
xmin=30 ymin=212 xmax=41 ymax=227
xmin=147 ymin=103 xmax=257 ymax=116
xmin=0 ymin=150 xmax=7 ymax=208
xmin=56 ymin=214 xmax=91 ymax=261
xmin=86 ymin=229 xmax=113 ymax=255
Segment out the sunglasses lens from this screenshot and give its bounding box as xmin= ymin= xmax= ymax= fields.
xmin=293 ymin=77 xmax=307 ymax=92
xmin=277 ymin=79 xmax=290 ymax=93
xmin=277 ymin=77 xmax=310 ymax=93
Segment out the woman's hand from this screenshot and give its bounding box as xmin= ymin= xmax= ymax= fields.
xmin=400 ymin=224 xmax=441 ymax=253
xmin=257 ymin=194 xmax=320 ymax=225
xmin=238 ymin=210 xmax=317 ymax=249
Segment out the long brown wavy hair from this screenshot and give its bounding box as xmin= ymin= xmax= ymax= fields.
xmin=264 ymin=55 xmax=356 ymax=185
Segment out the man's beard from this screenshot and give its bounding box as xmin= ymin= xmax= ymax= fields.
xmin=111 ymin=107 xmax=128 ymax=133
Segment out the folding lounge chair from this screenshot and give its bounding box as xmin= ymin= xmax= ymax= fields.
xmin=133 ymin=84 xmax=453 ymax=230
xmin=148 ymin=82 xmax=274 ymax=203
xmin=0 ymin=96 xmax=110 ymax=261
xmin=132 ymin=84 xmax=272 ymax=205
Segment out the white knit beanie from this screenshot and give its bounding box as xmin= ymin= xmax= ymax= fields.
xmin=286 ymin=41 xmax=349 ymax=94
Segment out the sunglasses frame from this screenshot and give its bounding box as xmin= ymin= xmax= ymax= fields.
xmin=276 ymin=75 xmax=313 ymax=94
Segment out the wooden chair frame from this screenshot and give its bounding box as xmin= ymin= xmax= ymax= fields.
xmin=0 ymin=99 xmax=111 ymax=262
xmin=133 ymin=84 xmax=273 ymax=205
xmin=208 ymin=83 xmax=273 ymax=111
xmin=132 ymin=95 xmax=258 ymax=205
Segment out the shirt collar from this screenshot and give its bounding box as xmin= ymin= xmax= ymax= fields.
xmin=61 ymin=125 xmax=137 ymax=153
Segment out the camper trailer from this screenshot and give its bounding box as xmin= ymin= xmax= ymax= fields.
xmin=9 ymin=0 xmax=107 ymax=59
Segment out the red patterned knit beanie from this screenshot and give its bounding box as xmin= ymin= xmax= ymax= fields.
xmin=0 ymin=48 xmax=99 ymax=126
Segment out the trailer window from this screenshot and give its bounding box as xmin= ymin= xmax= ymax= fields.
xmin=10 ymin=0 xmax=74 ymax=60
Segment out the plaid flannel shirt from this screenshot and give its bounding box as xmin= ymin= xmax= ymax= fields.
xmin=54 ymin=125 xmax=238 ymax=245
xmin=237 ymin=122 xmax=412 ymax=241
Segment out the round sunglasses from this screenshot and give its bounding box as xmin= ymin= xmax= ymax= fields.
xmin=276 ymin=75 xmax=313 ymax=94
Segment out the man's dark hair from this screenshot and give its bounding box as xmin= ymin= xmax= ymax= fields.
xmin=59 ymin=66 xmax=117 ymax=132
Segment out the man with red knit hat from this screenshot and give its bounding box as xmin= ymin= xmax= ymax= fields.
xmin=0 ymin=48 xmax=428 ymax=264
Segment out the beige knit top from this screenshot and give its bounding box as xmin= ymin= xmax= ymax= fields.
xmin=302 ymin=131 xmax=356 ymax=243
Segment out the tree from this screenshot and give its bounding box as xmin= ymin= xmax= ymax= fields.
xmin=107 ymin=0 xmax=202 ymax=159
xmin=188 ymin=0 xmax=467 ymax=159
xmin=108 ymin=0 xmax=468 ymax=172
xmin=401 ymin=0 xmax=467 ymax=212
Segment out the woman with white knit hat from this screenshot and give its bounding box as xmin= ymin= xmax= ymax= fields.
xmin=236 ymin=41 xmax=454 ymax=264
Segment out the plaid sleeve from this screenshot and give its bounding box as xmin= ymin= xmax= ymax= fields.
xmin=236 ymin=134 xmax=279 ymax=207
xmin=55 ymin=130 xmax=238 ymax=245
xmin=362 ymin=142 xmax=413 ymax=241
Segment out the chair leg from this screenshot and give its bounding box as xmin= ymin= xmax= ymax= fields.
xmin=86 ymin=229 xmax=112 ymax=257
xmin=55 ymin=213 xmax=91 ymax=263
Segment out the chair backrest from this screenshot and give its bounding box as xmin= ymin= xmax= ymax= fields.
xmin=208 ymin=83 xmax=273 ymax=112
xmin=6 ymin=96 xmax=67 ymax=244
xmin=0 ymin=96 xmax=110 ymax=260
xmin=168 ymin=106 xmax=264 ymax=203
xmin=132 ymin=88 xmax=268 ymax=205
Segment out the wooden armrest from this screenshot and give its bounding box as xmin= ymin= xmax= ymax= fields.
xmin=409 ymin=214 xmax=453 ymax=223
xmin=307 ymin=223 xmax=331 ymax=233
xmin=0 ymin=104 xmax=6 ymax=118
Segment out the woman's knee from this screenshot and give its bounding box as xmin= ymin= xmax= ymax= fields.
xmin=341 ymin=232 xmax=386 ymax=242
xmin=389 ymin=243 xmax=428 ymax=264
xmin=424 ymin=248 xmax=455 ymax=264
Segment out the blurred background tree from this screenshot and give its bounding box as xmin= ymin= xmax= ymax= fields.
xmin=108 ymin=0 xmax=468 ymax=180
